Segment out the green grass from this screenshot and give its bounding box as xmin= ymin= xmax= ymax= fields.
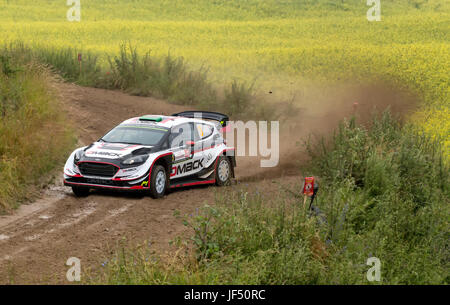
xmin=0 ymin=48 xmax=75 ymax=211
xmin=90 ymin=111 xmax=449 ymax=284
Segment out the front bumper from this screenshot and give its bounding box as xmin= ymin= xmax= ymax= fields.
xmin=64 ymin=175 xmax=150 ymax=190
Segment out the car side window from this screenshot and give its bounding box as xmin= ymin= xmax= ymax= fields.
xmin=170 ymin=123 xmax=194 ymax=148
xmin=195 ymin=123 xmax=213 ymax=140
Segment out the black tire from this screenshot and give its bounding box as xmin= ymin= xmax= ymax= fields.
xmin=215 ymin=156 xmax=232 ymax=186
xmin=149 ymin=165 xmax=167 ymax=199
xmin=72 ymin=186 xmax=90 ymax=197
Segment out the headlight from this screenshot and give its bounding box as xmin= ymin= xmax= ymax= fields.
xmin=74 ymin=150 xmax=83 ymax=163
xmin=121 ymin=155 xmax=149 ymax=166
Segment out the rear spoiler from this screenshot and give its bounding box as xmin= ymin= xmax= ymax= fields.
xmin=171 ymin=111 xmax=229 ymax=126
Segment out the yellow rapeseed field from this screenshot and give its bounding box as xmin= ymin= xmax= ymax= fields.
xmin=1 ymin=0 xmax=448 ymax=155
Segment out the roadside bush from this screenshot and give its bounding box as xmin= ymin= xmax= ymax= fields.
xmin=223 ymin=80 xmax=253 ymax=117
xmin=104 ymin=44 xmax=219 ymax=108
xmin=89 ymin=240 xmax=205 ymax=285
xmin=35 ymin=47 xmax=102 ymax=86
xmin=303 ymin=110 xmax=449 ymax=283
xmin=0 ymin=49 xmax=75 ymax=211
xmin=3 ymin=42 xmax=274 ymax=120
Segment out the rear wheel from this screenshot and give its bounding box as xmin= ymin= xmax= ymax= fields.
xmin=149 ymin=165 xmax=167 ymax=198
xmin=72 ymin=186 xmax=90 ymax=197
xmin=215 ymin=156 xmax=232 ymax=186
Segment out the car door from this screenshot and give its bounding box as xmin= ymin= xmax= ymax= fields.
xmin=169 ymin=123 xmax=203 ymax=179
xmin=192 ymin=123 xmax=217 ymax=170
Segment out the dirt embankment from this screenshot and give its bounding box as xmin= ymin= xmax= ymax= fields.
xmin=0 ymin=81 xmax=417 ymax=284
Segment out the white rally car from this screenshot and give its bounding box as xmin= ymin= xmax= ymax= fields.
xmin=63 ymin=111 xmax=236 ymax=198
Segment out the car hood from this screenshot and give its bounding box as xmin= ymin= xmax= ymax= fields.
xmin=83 ymin=142 xmax=152 ymax=160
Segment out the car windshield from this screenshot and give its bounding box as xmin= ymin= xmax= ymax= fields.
xmin=101 ymin=125 xmax=168 ymax=146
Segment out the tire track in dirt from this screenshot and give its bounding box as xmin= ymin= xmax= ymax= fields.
xmin=0 ymin=83 xmax=213 ymax=284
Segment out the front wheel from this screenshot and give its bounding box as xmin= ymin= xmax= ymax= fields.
xmin=149 ymin=165 xmax=167 ymax=199
xmin=72 ymin=186 xmax=90 ymax=197
xmin=215 ymin=156 xmax=232 ymax=186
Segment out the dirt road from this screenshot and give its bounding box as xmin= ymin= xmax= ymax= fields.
xmin=0 ymin=83 xmax=297 ymax=284
xmin=0 ymin=81 xmax=416 ymax=284
xmin=0 ymin=84 xmax=216 ymax=283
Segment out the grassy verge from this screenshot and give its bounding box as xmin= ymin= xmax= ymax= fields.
xmin=5 ymin=42 xmax=273 ymax=121
xmin=90 ymin=111 xmax=448 ymax=284
xmin=0 ymin=49 xmax=75 ymax=212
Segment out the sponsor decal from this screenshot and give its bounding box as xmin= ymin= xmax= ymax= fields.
xmin=87 ymin=178 xmax=114 ymax=185
xmin=85 ymin=150 xmax=121 ymax=158
xmin=171 ymin=158 xmax=204 ymax=176
xmin=141 ymin=180 xmax=148 ymax=187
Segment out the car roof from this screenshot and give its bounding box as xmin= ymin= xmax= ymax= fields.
xmin=119 ymin=115 xmax=216 ymax=129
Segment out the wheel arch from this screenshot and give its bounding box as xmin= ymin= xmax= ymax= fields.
xmin=151 ymin=153 xmax=173 ymax=180
xmin=216 ymin=149 xmax=236 ymax=178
